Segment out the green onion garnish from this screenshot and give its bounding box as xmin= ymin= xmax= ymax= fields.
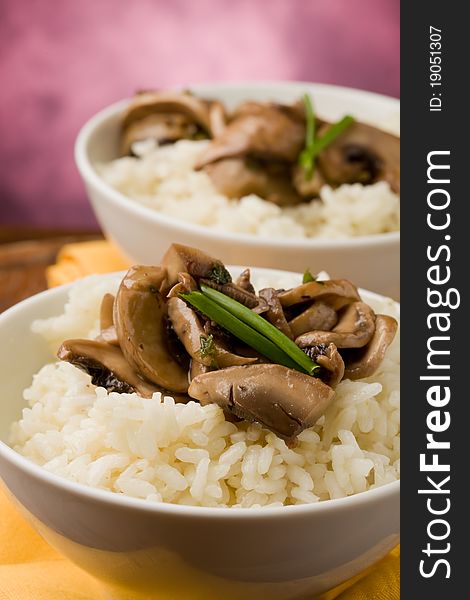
xmin=312 ymin=115 xmax=355 ymax=155
xmin=302 ymin=269 xmax=315 ymax=284
xmin=299 ymin=94 xmax=355 ymax=180
xmin=199 ymin=334 xmax=218 ymax=368
xmin=199 ymin=334 xmax=216 ymax=359
xmin=298 ymin=94 xmax=316 ymax=179
xmin=181 ymin=291 xmax=301 ymax=371
xmin=199 ymin=284 xmax=319 ymax=376
xmin=209 ymin=264 xmax=232 ymax=285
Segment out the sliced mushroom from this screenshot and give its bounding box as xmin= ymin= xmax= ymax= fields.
xmin=317 ymin=121 xmax=400 ymax=194
xmin=292 ymin=163 xmax=327 ymax=199
xmin=278 ymin=279 xmax=360 ymax=310
xmin=296 ymin=301 xmax=376 ymax=349
xmin=188 ymin=364 xmax=335 ymax=444
xmin=168 ymin=297 xmax=257 ymax=368
xmin=97 ymin=293 xmax=119 ymax=345
xmin=167 ymin=297 xmax=207 ymax=363
xmin=122 ymin=91 xmax=211 ymax=141
xmin=58 ymin=339 xmax=161 ymax=398
xmin=235 ymin=268 xmax=255 ymax=294
xmin=258 ymin=288 xmax=293 ymax=339
xmin=189 ymin=359 xmax=213 ymax=382
xmin=203 ymin=320 xmax=233 ymax=347
xmin=200 ymin=277 xmax=264 ymax=310
xmin=100 ymin=293 xmax=114 ymax=331
xmin=234 ymin=99 xmax=307 ymax=121
xmin=208 ymin=100 xmax=227 ymax=138
xmin=202 ymin=157 xmax=303 ymax=205
xmin=163 ymin=315 xmax=191 ymax=371
xmin=289 ymin=301 xmax=338 ymax=338
xmin=121 ymin=112 xmax=201 ymax=155
xmin=166 ymin=272 xmax=198 ymax=298
xmin=343 ymin=315 xmax=398 ymax=380
xmin=114 ymin=265 xmax=189 ymax=393
xmin=161 ymin=243 xmax=231 ymax=288
xmin=301 ymin=343 xmax=345 ymax=388
xmin=195 ymin=102 xmax=305 ymax=167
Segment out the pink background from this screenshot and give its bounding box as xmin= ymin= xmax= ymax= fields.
xmin=0 ymin=0 xmax=399 ymax=230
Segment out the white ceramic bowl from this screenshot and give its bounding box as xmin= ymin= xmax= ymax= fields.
xmin=0 ymin=268 xmax=399 ymax=599
xmin=75 ymin=81 xmax=400 ymax=299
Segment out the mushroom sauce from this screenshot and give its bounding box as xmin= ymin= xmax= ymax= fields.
xmin=120 ymin=91 xmax=400 ymax=205
xmin=98 ymin=91 xmax=400 ymax=240
xmin=57 ymin=244 xmax=398 ymax=445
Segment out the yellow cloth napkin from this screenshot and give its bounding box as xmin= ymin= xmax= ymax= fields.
xmin=0 ymin=486 xmax=104 ymax=599
xmin=46 ymin=240 xmax=130 ymax=287
xmin=0 ymin=241 xmax=400 ymax=599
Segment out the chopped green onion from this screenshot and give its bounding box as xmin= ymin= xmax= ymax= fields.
xmin=199 ymin=334 xmax=216 ymax=359
xmin=199 ymin=284 xmax=319 ymax=376
xmin=298 ymin=92 xmax=355 ymax=181
xmin=298 ymin=94 xmax=316 ymax=179
xmin=209 ymin=264 xmax=232 ymax=285
xmin=312 ymin=115 xmax=355 ymax=156
xmin=181 ymin=291 xmax=301 ymax=371
xmin=302 ymin=269 xmax=315 ymax=284
xmin=199 ymin=334 xmax=218 ymax=368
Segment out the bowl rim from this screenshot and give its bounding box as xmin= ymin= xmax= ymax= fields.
xmin=0 ymin=268 xmax=400 ymax=520
xmin=74 ymin=80 xmax=400 ymax=250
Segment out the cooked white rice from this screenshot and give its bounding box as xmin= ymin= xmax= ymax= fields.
xmin=10 ymin=274 xmax=400 ymax=508
xmin=97 ymin=139 xmax=400 ymax=239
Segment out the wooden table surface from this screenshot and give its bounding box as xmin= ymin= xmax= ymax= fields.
xmin=0 ymin=229 xmax=101 ymax=313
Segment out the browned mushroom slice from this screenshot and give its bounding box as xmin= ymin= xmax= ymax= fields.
xmin=292 ymin=163 xmax=327 ymax=199
xmin=258 ymin=288 xmax=293 ymax=340
xmin=289 ymin=301 xmax=338 ymax=338
xmin=121 ymin=112 xmax=200 ymax=155
xmin=162 ymin=314 xmax=191 ymax=372
xmin=208 ymin=100 xmax=227 ymax=138
xmin=278 ymin=279 xmax=360 ymax=311
xmin=203 ymin=320 xmax=233 ymax=347
xmin=317 ymin=121 xmax=400 ymax=194
xmin=296 ymin=302 xmax=376 ymax=349
xmin=100 ymin=293 xmax=114 ymax=330
xmin=200 ymin=277 xmax=267 ymax=311
xmin=189 ymin=359 xmax=213 ymax=382
xmin=231 ymin=100 xmax=304 ymax=121
xmin=235 ymin=268 xmax=255 ymax=294
xmin=114 ymin=265 xmax=189 ymax=393
xmin=168 ymin=297 xmax=256 ymax=368
xmin=96 ymin=293 xmax=119 ymax=345
xmin=58 ymin=339 xmax=161 ymax=398
xmin=343 ymin=315 xmax=398 ymax=380
xmin=161 ymin=243 xmax=232 ymax=288
xmin=166 ymin=272 xmax=198 ymax=298
xmin=195 ymin=102 xmax=305 ymax=167
xmin=122 ymin=91 xmax=212 ymax=135
xmin=203 ymin=158 xmax=303 ymax=206
xmin=188 ymin=364 xmax=335 ymax=444
xmin=302 ymin=343 xmax=345 ymax=388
